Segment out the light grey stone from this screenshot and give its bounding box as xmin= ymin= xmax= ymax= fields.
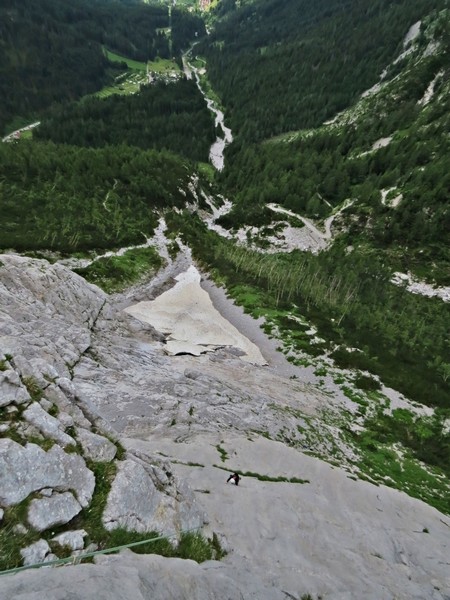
xmin=58 ymin=412 xmax=74 ymax=429
xmin=39 ymin=398 xmax=53 ymax=412
xmin=13 ymin=523 xmax=28 ymax=535
xmin=20 ymin=539 xmax=51 ymax=566
xmin=0 ymin=550 xmax=287 ymax=600
xmin=44 ymin=383 xmax=91 ymax=428
xmin=23 ymin=402 xmax=75 ymax=447
xmin=45 ymin=553 xmax=59 ymax=563
xmin=17 ymin=422 xmax=44 ymax=441
xmin=0 ymin=369 xmax=31 ymax=407
xmin=0 ymin=508 xmax=4 ymax=521
xmin=52 ymin=529 xmax=87 ymax=551
xmin=0 ymin=439 xmax=95 ymax=507
xmin=0 ymin=254 xmax=104 ymax=384
xmin=57 ymin=377 xmax=77 ymax=401
xmin=75 ymin=427 xmax=117 ymax=462
xmin=13 ymin=355 xmax=57 ymax=390
xmin=0 ymin=423 xmax=9 ymax=433
xmin=102 ymin=459 xmax=204 ymax=537
xmin=28 ymin=492 xmax=82 ymax=532
xmin=40 ymin=488 xmax=53 ymax=497
xmin=184 ymin=368 xmax=203 ymax=380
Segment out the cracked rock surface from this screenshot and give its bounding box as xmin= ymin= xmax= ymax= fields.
xmin=1 ymin=254 xmax=449 ymax=600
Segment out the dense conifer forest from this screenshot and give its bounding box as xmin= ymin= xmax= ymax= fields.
xmin=0 ymin=0 xmax=204 ymax=133
xmin=35 ymin=79 xmax=216 ymax=162
xmin=0 ymin=141 xmax=197 ymax=252
xmin=200 ymin=0 xmax=447 ymax=141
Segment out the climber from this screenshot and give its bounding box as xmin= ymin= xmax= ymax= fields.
xmin=226 ymin=472 xmax=241 ymax=486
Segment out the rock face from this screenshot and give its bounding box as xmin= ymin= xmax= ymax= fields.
xmin=52 ymin=529 xmax=87 ymax=551
xmin=23 ymin=402 xmax=75 ymax=447
xmin=0 ymin=370 xmax=31 ymax=406
xmin=0 ymin=551 xmax=286 ymax=600
xmin=0 ymin=254 xmax=104 ymax=379
xmin=0 ymin=440 xmax=94 ymax=507
xmin=124 ymin=266 xmax=266 ymax=364
xmin=103 ymin=451 xmax=204 ymax=536
xmin=28 ymin=492 xmax=83 ymax=532
xmin=1 ymin=253 xmax=450 ymax=600
xmin=20 ymin=539 xmax=53 ymax=567
xmin=0 ymin=255 xmax=208 ymax=572
xmin=75 ymin=427 xmax=117 ymax=462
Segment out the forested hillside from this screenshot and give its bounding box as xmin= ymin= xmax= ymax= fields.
xmin=215 ymin=5 xmax=450 ymax=279
xmin=0 ymin=0 xmax=204 ymax=134
xmin=200 ymin=0 xmax=447 ymax=141
xmin=0 ymin=141 xmax=198 ymax=252
xmin=34 ymin=79 xmax=216 ymax=162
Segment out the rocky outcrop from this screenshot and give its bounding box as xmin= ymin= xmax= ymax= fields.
xmin=75 ymin=427 xmax=117 ymax=462
xmin=23 ymin=402 xmax=75 ymax=447
xmin=103 ymin=449 xmax=205 ymax=536
xmin=0 ymin=550 xmax=286 ymax=600
xmin=28 ymin=492 xmax=83 ymax=532
xmin=1 ymin=253 xmax=449 ymax=600
xmin=20 ymin=539 xmax=54 ymax=567
xmin=0 ymin=255 xmax=208 ymax=570
xmin=0 ymin=440 xmax=94 ymax=507
xmin=0 ymin=369 xmax=31 ymax=406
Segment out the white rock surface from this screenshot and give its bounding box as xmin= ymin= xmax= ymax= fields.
xmin=124 ymin=266 xmax=266 ymax=365
xmin=0 ymin=370 xmax=31 ymax=406
xmin=75 ymin=427 xmax=117 ymax=462
xmin=0 ymin=254 xmax=105 ymax=378
xmin=103 ymin=457 xmax=205 ymax=537
xmin=0 ymin=550 xmax=285 ymax=600
xmin=52 ymin=529 xmax=87 ymax=551
xmin=130 ymin=434 xmax=450 ymax=600
xmin=0 ymin=439 xmax=95 ymax=508
xmin=23 ymin=402 xmax=75 ymax=447
xmin=20 ymin=539 xmax=51 ymax=566
xmin=28 ymin=492 xmax=83 ymax=532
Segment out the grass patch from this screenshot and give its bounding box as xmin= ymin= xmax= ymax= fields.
xmin=94 ymin=71 xmax=148 ymax=99
xmin=358 ymin=447 xmax=449 ymax=514
xmin=104 ymin=48 xmax=147 ymax=71
xmin=215 ymin=465 xmax=309 ymax=484
xmin=22 ymin=377 xmax=44 ymax=402
xmin=0 ymin=497 xmax=41 ymax=571
xmin=216 ymin=444 xmax=228 ymax=462
xmin=148 ymin=57 xmax=181 ymax=74
xmin=74 ymin=247 xmax=163 ymax=293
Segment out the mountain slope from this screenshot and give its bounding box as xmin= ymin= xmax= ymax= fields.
xmin=0 ymin=0 xmax=204 ymax=134
xmin=200 ymin=0 xmax=448 ymax=141
xmin=1 ymin=255 xmax=449 ymax=599
xmin=216 ymin=6 xmax=450 ymax=271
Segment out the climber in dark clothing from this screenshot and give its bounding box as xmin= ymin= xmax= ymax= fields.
xmin=227 ymin=472 xmax=241 ymax=486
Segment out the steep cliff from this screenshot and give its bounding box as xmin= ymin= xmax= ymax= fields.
xmin=1 ymin=254 xmax=449 ymax=600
